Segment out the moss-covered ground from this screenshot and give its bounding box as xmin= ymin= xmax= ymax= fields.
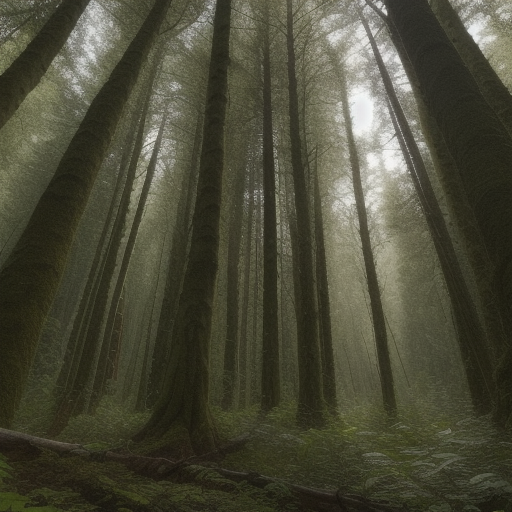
xmin=2 ymin=393 xmax=512 ymax=512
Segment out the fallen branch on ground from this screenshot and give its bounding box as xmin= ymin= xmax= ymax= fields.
xmin=0 ymin=427 xmax=403 ymax=512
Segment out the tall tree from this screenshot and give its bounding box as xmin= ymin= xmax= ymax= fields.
xmin=359 ymin=8 xmax=495 ymax=413
xmin=430 ymin=0 xmax=512 ymax=136
xmin=0 ymin=0 xmax=173 ymax=429
xmin=312 ymin=148 xmax=337 ymax=413
xmin=88 ymin=112 xmax=168 ymax=413
xmin=260 ymin=0 xmax=280 ymax=413
xmin=285 ymin=0 xmax=326 ymax=429
xmin=337 ymin=55 xmax=397 ymax=415
xmin=382 ymin=0 xmax=512 ymax=428
xmin=0 ymin=0 xmax=91 ymax=129
xmin=134 ymin=0 xmax=232 ymax=455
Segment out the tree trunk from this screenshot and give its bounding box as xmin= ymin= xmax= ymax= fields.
xmin=312 ymin=149 xmax=337 ymax=413
xmin=146 ymin=111 xmax=202 ymax=407
xmin=88 ymin=113 xmax=168 ymax=414
xmin=134 ymin=0 xmax=232 ymax=455
xmin=285 ymin=0 xmax=325 ymax=429
xmin=360 ymin=10 xmax=495 ymax=413
xmin=260 ymin=2 xmax=280 ymax=413
xmin=337 ymin=58 xmax=397 ymax=415
xmin=0 ymin=0 xmax=91 ymax=129
xmin=430 ymin=0 xmax=512 ymax=137
xmin=383 ymin=0 xmax=512 ymax=427
xmin=221 ymin=157 xmax=246 ymax=410
xmin=238 ymin=164 xmax=256 ymax=408
xmin=47 ymin=69 xmax=157 ymax=436
xmin=0 ymin=0 xmax=172 ymax=429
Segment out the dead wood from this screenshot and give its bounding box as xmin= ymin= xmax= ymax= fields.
xmin=0 ymin=428 xmax=404 ymax=512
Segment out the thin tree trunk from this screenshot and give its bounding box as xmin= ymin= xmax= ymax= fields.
xmin=134 ymin=0 xmax=232 ymax=455
xmin=88 ymin=113 xmax=168 ymax=414
xmin=286 ymin=0 xmax=325 ymax=428
xmin=135 ymin=231 xmax=169 ymax=412
xmin=260 ymin=2 xmax=280 ymax=413
xmin=221 ymin=158 xmax=246 ymax=410
xmin=238 ymin=165 xmax=256 ymax=409
xmin=359 ymin=11 xmax=495 ymax=413
xmin=312 ymin=148 xmax=337 ymax=413
xmin=0 ymin=0 xmax=91 ymax=129
xmin=0 ymin=0 xmax=172 ymax=429
xmin=338 ymin=59 xmax=397 ymax=415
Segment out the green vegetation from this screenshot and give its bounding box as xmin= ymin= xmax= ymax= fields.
xmin=3 ymin=395 xmax=512 ymax=511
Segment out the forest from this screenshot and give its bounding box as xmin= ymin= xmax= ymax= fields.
xmin=1 ymin=0 xmax=512 ymax=510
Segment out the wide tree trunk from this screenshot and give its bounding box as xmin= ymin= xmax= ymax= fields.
xmin=0 ymin=0 xmax=91 ymax=129
xmin=338 ymin=58 xmax=397 ymax=415
xmin=360 ymin=10 xmax=495 ymax=414
xmin=260 ymin=1 xmax=280 ymax=413
xmin=285 ymin=0 xmax=325 ymax=429
xmin=430 ymin=0 xmax=512 ymax=136
xmin=0 ymin=0 xmax=173 ymax=429
xmin=134 ymin=0 xmax=232 ymax=455
xmin=383 ymin=0 xmax=512 ymax=427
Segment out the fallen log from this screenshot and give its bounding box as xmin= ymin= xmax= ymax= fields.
xmin=0 ymin=427 xmax=404 ymax=512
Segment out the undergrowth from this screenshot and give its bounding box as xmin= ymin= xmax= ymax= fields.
xmin=3 ymin=392 xmax=512 ymax=512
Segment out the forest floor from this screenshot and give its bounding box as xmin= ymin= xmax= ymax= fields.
xmin=1 ymin=391 xmax=512 ymax=512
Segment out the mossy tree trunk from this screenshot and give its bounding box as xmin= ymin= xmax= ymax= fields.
xmin=0 ymin=0 xmax=91 ymax=129
xmin=134 ymin=0 xmax=232 ymax=455
xmin=260 ymin=0 xmax=281 ymax=413
xmin=0 ymin=0 xmax=173 ymax=429
xmin=383 ymin=0 xmax=512 ymax=428
xmin=285 ymin=0 xmax=326 ymax=429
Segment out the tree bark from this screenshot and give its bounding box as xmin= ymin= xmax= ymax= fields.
xmin=0 ymin=0 xmax=173 ymax=429
xmin=430 ymin=0 xmax=512 ymax=137
xmin=0 ymin=0 xmax=91 ymax=129
xmin=134 ymin=0 xmax=232 ymax=455
xmin=260 ymin=1 xmax=280 ymax=413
